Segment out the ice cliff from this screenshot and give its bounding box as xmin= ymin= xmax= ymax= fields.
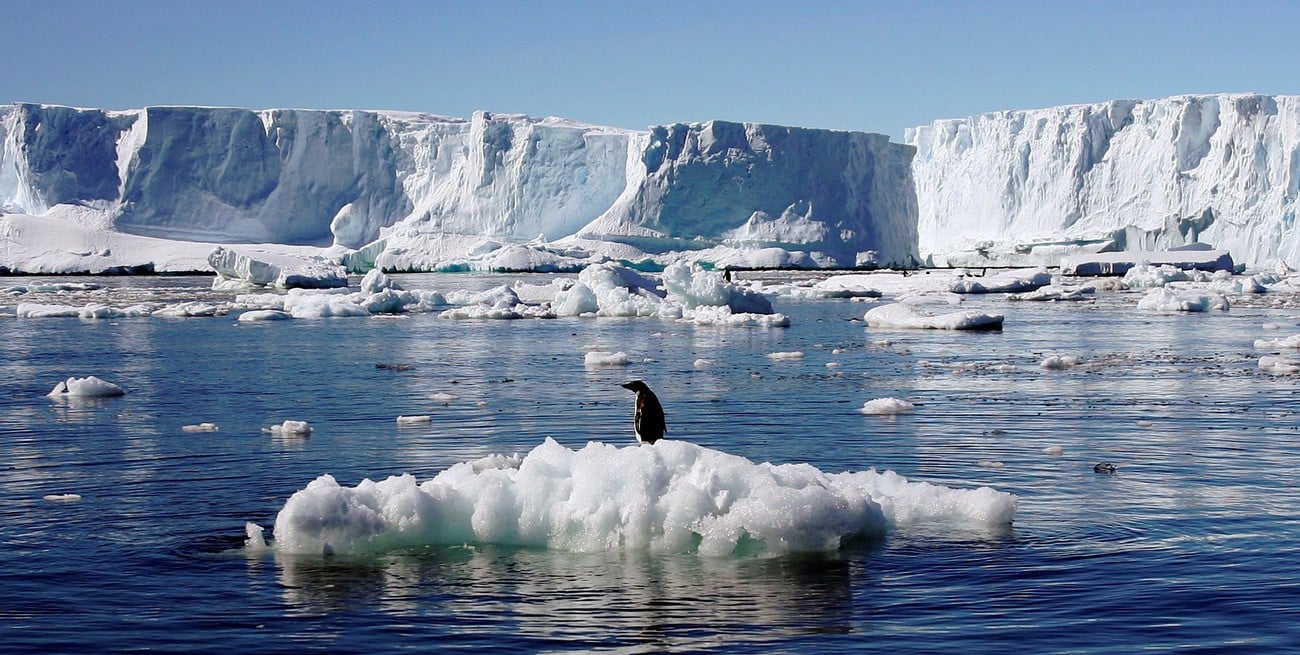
xmin=0 ymin=103 xmax=919 ymax=272
xmin=908 ymin=93 xmax=1300 ymax=268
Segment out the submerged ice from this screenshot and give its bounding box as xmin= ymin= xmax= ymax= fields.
xmin=269 ymin=437 xmax=1017 ymax=557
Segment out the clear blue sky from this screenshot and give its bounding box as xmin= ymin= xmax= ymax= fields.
xmin=3 ymin=0 xmax=1295 ymax=140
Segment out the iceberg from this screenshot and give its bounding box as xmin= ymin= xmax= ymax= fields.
xmin=908 ymin=94 xmax=1300 ymax=269
xmin=0 ymin=103 xmax=919 ymax=274
xmin=268 ymin=437 xmax=1017 ymax=557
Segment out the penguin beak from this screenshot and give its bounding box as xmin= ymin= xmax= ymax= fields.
xmin=620 ymin=382 xmax=636 ymax=391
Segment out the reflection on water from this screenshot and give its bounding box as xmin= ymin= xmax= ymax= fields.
xmin=265 ymin=544 xmax=864 ymax=651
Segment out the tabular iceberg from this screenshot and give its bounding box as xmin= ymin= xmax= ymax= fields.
xmin=0 ymin=103 xmax=920 ymax=274
xmin=907 ymin=93 xmax=1300 ymax=269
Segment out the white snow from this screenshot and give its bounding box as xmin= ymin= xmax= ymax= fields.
xmin=396 ymin=415 xmax=432 ymax=425
xmin=47 ymin=375 xmax=125 ymax=398
xmin=860 ymin=398 xmax=916 ymax=415
xmin=181 ymin=423 xmax=219 ymax=432
xmin=267 ymin=437 xmax=1017 ymax=556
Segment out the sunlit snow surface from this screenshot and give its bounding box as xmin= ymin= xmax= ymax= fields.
xmin=269 ymin=437 xmax=1015 ymax=557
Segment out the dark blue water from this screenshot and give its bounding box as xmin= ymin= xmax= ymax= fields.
xmin=2 ymin=274 xmax=1299 ymax=653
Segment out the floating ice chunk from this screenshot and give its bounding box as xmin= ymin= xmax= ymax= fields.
xmin=860 ymin=397 xmax=915 ymax=415
xmin=48 ymin=376 xmax=125 ymax=398
xmin=44 ymin=493 xmax=82 ymax=502
xmin=767 ymin=351 xmax=805 ymax=360
xmin=1136 ymin=287 xmax=1229 ymax=312
xmin=264 ymin=420 xmax=313 ymax=435
xmin=1042 ymin=446 xmax=1064 ymax=456
xmin=1122 ymin=263 xmax=1193 ymax=288
xmin=237 ymin=309 xmax=293 ymax=322
xmin=245 ymin=522 xmax=268 ymax=550
xmin=359 ymin=268 xmax=402 ymax=293
xmin=396 ymin=415 xmax=432 ymax=425
xmin=693 ymin=358 xmax=713 ymax=368
xmin=282 ymin=292 xmax=370 ymax=318
xmin=682 ymin=305 xmax=790 ymax=327
xmin=661 ymin=263 xmax=774 ymax=314
xmin=1259 ymin=355 xmax=1300 ymax=374
xmin=553 ymin=282 xmax=599 ymax=316
xmin=585 ymin=351 xmax=631 ymax=367
xmin=977 ymin=461 xmax=1005 ymax=469
xmin=208 ymin=246 xmax=347 ymax=289
xmin=865 ymin=302 xmax=1004 ymax=330
xmin=949 ymin=268 xmax=1051 ymax=294
xmin=153 ymin=302 xmax=227 ymax=317
xmin=1040 ymin=355 xmax=1081 ymax=370
xmin=430 ymin=393 xmax=456 ymax=404
xmin=270 ymin=438 xmax=1017 ymax=556
xmin=17 ymin=303 xmax=83 ymax=318
xmin=1008 ymin=285 xmax=1092 ymax=302
xmin=181 ymin=423 xmax=219 ymax=432
xmin=1255 ymin=334 xmax=1300 ymax=350
xmin=810 ymin=277 xmax=883 ymax=299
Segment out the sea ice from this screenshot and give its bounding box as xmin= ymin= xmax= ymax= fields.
xmin=47 ymin=376 xmax=125 ymax=398
xmin=181 ymin=423 xmax=219 ymax=432
xmin=1040 ymin=355 xmax=1081 ymax=370
xmin=860 ymin=398 xmax=916 ymax=415
xmin=1136 ymin=288 xmax=1230 ymax=312
xmin=585 ymin=351 xmax=632 ymax=367
xmin=268 ymin=437 xmax=1017 ymax=556
xmin=264 ymin=420 xmax=313 ymax=435
xmin=864 ymin=302 xmax=1004 ymax=330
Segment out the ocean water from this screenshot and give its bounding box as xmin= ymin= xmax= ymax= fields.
xmin=2 ymin=273 xmax=1299 ymax=653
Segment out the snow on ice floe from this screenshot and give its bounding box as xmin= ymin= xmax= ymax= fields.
xmin=1136 ymin=287 xmax=1230 ymax=312
xmin=1254 ymin=334 xmax=1300 ymax=350
xmin=766 ymin=351 xmax=805 ymax=360
xmin=48 ymin=376 xmax=125 ymax=398
xmin=208 ymin=246 xmax=348 ymax=290
xmin=263 ymin=420 xmax=313 ymax=435
xmin=1040 ymin=355 xmax=1082 ymax=370
xmin=585 ymin=351 xmax=632 ymax=367
xmin=860 ymin=398 xmax=915 ymax=415
xmin=266 ymin=437 xmax=1017 ymax=557
xmin=865 ymin=300 xmax=1004 ymax=331
xmin=1259 ymin=355 xmax=1300 ymax=374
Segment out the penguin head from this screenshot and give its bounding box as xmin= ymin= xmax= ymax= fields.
xmin=621 ymin=380 xmax=650 ymax=393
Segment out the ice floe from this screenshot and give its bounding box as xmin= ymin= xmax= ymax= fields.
xmin=267 ymin=437 xmax=1017 ymax=557
xmin=48 ymin=376 xmax=125 ymax=398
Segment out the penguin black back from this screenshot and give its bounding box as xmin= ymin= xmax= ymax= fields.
xmin=620 ymin=380 xmax=666 ymax=444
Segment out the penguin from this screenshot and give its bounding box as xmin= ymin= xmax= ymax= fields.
xmin=620 ymin=380 xmax=666 ymax=444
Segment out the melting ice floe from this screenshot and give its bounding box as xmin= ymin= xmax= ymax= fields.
xmin=860 ymin=398 xmax=915 ymax=415
xmin=265 ymin=438 xmax=1017 ymax=557
xmin=47 ymin=376 xmax=125 ymax=398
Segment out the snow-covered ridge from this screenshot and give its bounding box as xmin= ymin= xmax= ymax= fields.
xmin=0 ymin=103 xmax=919 ymax=271
xmin=907 ymin=93 xmax=1300 ymax=268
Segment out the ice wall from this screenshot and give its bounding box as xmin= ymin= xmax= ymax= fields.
xmin=576 ymin=121 xmax=919 ymax=267
xmin=907 ymin=94 xmax=1300 ymax=268
xmin=0 ymin=103 xmax=919 ymax=269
